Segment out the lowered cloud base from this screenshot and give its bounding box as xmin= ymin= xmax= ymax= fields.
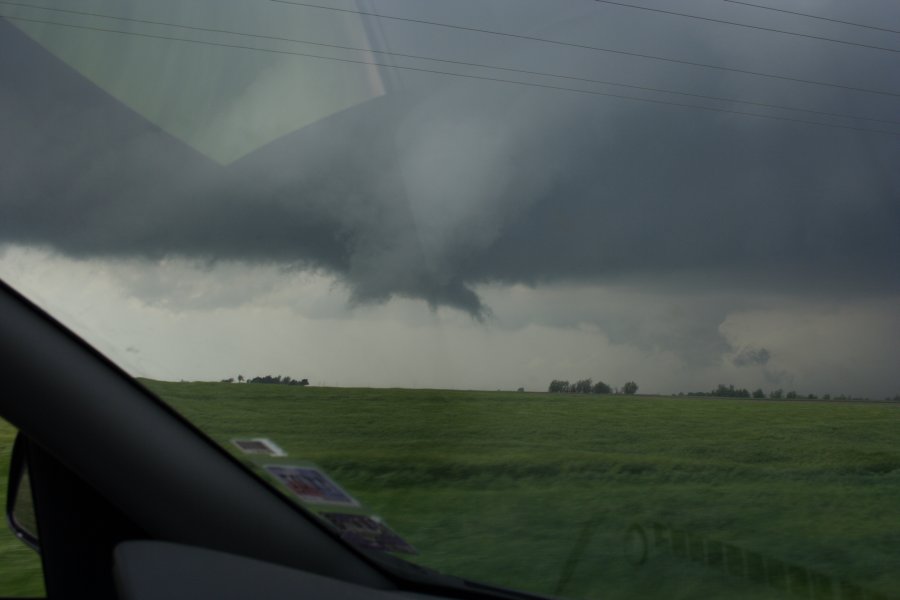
xmin=1 ymin=1 xmax=898 ymax=396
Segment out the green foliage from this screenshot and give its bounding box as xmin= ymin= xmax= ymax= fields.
xmin=548 ymin=380 xmax=569 ymax=393
xmin=622 ymin=381 xmax=639 ymax=395
xmin=247 ymin=375 xmax=309 ymax=386
xmin=686 ymin=385 xmax=750 ymax=398
xmin=592 ymin=380 xmax=612 ymax=394
xmin=0 ymin=421 xmax=45 ymax=598
xmin=573 ymin=379 xmax=593 ymax=394
xmin=549 ymin=379 xmax=613 ymax=394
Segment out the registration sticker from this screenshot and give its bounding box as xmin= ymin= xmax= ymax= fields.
xmin=264 ymin=465 xmax=360 ymax=507
xmin=321 ymin=513 xmax=418 ymax=555
xmin=230 ymin=438 xmax=287 ymax=457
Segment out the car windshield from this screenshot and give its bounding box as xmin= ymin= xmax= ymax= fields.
xmin=1 ymin=0 xmax=899 ymax=598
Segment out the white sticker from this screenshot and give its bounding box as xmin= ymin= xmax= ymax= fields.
xmin=230 ymin=438 xmax=287 ymax=457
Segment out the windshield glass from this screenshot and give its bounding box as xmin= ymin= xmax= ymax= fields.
xmin=1 ymin=0 xmax=899 ymax=598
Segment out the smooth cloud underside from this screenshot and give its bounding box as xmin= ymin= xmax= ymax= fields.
xmin=1 ymin=17 xmax=899 ymax=321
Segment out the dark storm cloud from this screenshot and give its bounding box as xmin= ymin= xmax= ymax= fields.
xmin=732 ymin=346 xmax=771 ymax=367
xmin=2 ymin=9 xmax=899 ymax=321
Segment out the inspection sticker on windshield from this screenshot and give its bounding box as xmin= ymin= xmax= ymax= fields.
xmin=231 ymin=438 xmax=287 ymax=457
xmin=321 ymin=513 xmax=418 ymax=555
xmin=264 ymin=465 xmax=360 ymax=507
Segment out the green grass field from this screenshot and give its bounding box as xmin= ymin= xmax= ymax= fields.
xmin=0 ymin=421 xmax=45 ymax=598
xmin=2 ymin=383 xmax=898 ymax=599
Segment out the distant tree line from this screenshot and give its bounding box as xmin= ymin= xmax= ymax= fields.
xmin=220 ymin=374 xmax=309 ymax=386
xmin=677 ymin=385 xmax=900 ymax=402
xmin=683 ymin=384 xmax=753 ymax=398
xmin=249 ymin=375 xmax=309 ymax=386
xmin=548 ymin=379 xmax=637 ymax=395
xmin=683 ymin=385 xmax=809 ymax=399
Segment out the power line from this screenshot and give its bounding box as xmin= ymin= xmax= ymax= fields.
xmin=591 ymin=0 xmax=900 ymax=54
xmin=722 ymin=0 xmax=900 ymax=36
xmin=2 ymin=1 xmax=897 ymax=126
xmin=269 ymin=0 xmax=900 ymax=98
xmin=1 ymin=13 xmax=898 ymax=137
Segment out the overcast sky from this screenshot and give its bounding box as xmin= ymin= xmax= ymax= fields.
xmin=1 ymin=0 xmax=898 ymax=397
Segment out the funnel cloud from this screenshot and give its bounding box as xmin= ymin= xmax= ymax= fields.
xmin=1 ymin=0 xmax=898 ymax=394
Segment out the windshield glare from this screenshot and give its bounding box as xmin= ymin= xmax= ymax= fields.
xmin=0 ymin=0 xmax=898 ymax=598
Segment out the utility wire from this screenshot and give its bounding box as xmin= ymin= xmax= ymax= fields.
xmin=269 ymin=0 xmax=900 ymax=98
xmin=591 ymin=0 xmax=900 ymax=54
xmin=2 ymin=1 xmax=897 ymax=126
xmin=722 ymin=0 xmax=900 ymax=36
xmin=1 ymin=13 xmax=898 ymax=137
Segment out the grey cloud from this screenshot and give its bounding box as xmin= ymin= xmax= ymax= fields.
xmin=763 ymin=367 xmax=794 ymax=388
xmin=732 ymin=346 xmax=771 ymax=367
xmin=2 ymin=9 xmax=899 ymax=326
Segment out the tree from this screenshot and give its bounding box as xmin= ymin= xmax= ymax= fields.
xmin=247 ymin=375 xmax=309 ymax=386
xmin=237 ymin=374 xmax=244 ymax=383
xmin=769 ymin=389 xmax=783 ymax=399
xmin=622 ymin=381 xmax=639 ymax=395
xmin=592 ymin=380 xmax=612 ymax=394
xmin=711 ymin=384 xmax=751 ymax=398
xmin=786 ymin=391 xmax=798 ymax=399
xmin=574 ymin=378 xmax=593 ymax=394
xmin=548 ymin=380 xmax=570 ymax=393
xmin=752 ymin=388 xmax=765 ymax=398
